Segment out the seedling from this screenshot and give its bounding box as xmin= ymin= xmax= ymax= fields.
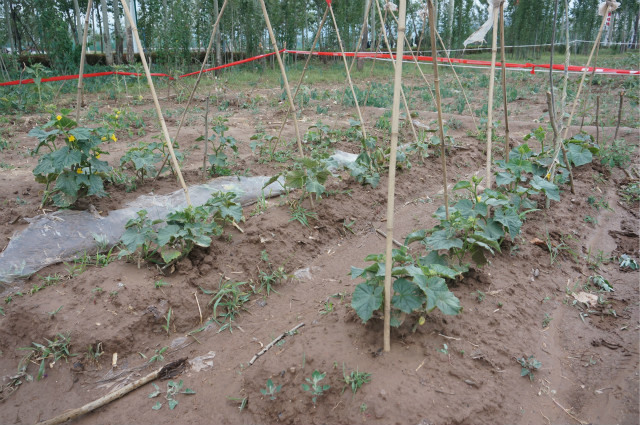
xmin=227 ymin=396 xmax=247 ymax=412
xmin=438 ymin=344 xmax=449 ymax=355
xmin=619 ymin=254 xmax=638 ymax=271
xmin=589 ymin=275 xmax=613 ymax=292
xmin=149 ymin=347 xmax=168 ymax=363
xmin=260 ymin=378 xmax=282 ymax=400
xmin=48 ymin=305 xmax=63 ymax=318
xmin=342 ymin=364 xmax=371 ymax=394
xmin=319 ymin=301 xmax=334 ymax=315
xmin=542 ymin=313 xmax=553 ymax=328
xmin=517 ymin=355 xmax=541 ymax=381
xmin=86 ymin=342 xmax=103 ymax=362
xmin=360 ymin=403 xmax=368 ymax=413
xmin=474 ymin=290 xmax=485 ymax=303
xmin=154 ymin=280 xmax=169 ymax=289
xmin=289 ymin=203 xmax=318 ymax=227
xmin=149 ymin=380 xmax=195 ymax=410
xmin=302 ymin=370 xmax=330 ymax=406
xmin=18 ymin=333 xmax=76 ymax=380
xmin=162 ymin=308 xmax=172 ymax=336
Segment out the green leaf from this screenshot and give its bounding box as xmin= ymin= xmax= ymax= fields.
xmin=419 ymin=251 xmax=449 ymax=267
xmin=168 ymin=399 xmax=179 ymax=410
xmin=285 ymin=169 xmax=306 ymax=189
xmin=55 ymin=172 xmax=80 ymax=197
xmin=350 ymin=266 xmax=365 ymax=279
xmin=152 ymin=401 xmax=162 ymax=410
xmin=33 ymin=155 xmax=56 ymax=176
xmin=50 ymin=146 xmax=82 ymax=171
xmin=86 ymin=174 xmax=107 ymax=197
xmin=156 ymin=224 xmax=181 ymax=246
xmin=419 ymin=277 xmax=462 ymax=315
xmin=404 ymin=229 xmax=426 ymax=246
xmin=182 ymin=388 xmax=196 ymax=395
xmin=351 ymin=283 xmax=383 ymax=323
xmin=69 ymin=128 xmax=92 ymax=141
xmin=452 ymin=181 xmax=471 ymax=191
xmin=425 ymin=229 xmax=463 ymax=251
xmin=426 ymin=264 xmax=460 ymax=280
xmin=391 ymin=278 xmax=424 ymax=313
xmin=566 ymin=143 xmax=593 ymax=166
xmin=120 ymin=228 xmax=148 ymax=253
xmin=495 ymin=171 xmax=516 ymax=187
xmin=493 ymin=209 xmax=523 ymax=238
xmin=468 ymin=233 xmax=501 ymax=253
xmin=160 ymin=248 xmax=182 ymax=264
xmin=305 ymin=179 xmax=325 ymax=197
xmin=530 ymin=175 xmax=560 ymax=202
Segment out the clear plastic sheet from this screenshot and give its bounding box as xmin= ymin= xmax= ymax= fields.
xmin=0 ymin=175 xmax=285 ymax=284
xmin=0 ymin=151 xmax=357 ymax=285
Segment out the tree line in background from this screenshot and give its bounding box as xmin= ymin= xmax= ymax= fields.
xmin=1 ymin=0 xmax=638 ymax=72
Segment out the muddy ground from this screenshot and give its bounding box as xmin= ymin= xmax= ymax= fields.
xmin=0 ymin=64 xmax=638 ymax=424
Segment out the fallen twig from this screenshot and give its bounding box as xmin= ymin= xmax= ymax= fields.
xmin=37 ymin=358 xmax=187 ymax=425
xmin=551 ymin=397 xmax=588 ymax=425
xmin=248 ymin=323 xmax=304 ymax=366
xmin=375 ymin=228 xmax=404 ymax=248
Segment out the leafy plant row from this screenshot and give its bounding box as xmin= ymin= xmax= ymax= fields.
xmin=350 ymin=134 xmax=601 ymax=326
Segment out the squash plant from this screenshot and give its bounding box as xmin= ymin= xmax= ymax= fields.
xmin=118 ymin=191 xmax=243 ymax=267
xmin=30 ymin=110 xmax=113 ymax=207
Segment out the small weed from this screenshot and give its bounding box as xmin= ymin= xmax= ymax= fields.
xmin=18 ymin=333 xmax=76 ymax=380
xmin=542 ymin=313 xmax=553 ymax=328
xmin=149 ymin=347 xmax=168 ymax=363
xmin=619 ymin=254 xmax=638 ymax=270
xmin=149 ymin=380 xmax=195 ymax=410
xmin=48 ymin=305 xmax=63 ymax=318
xmin=289 ymin=203 xmax=318 ymax=227
xmin=438 ymin=344 xmax=449 ymax=355
xmin=256 ymin=251 xmax=287 ymax=295
xmin=474 ymin=290 xmax=485 ymax=303
xmin=589 ymin=275 xmax=613 ymax=292
xmin=319 ymin=301 xmax=334 ymax=315
xmin=302 ymin=370 xmax=330 ymax=406
xmin=342 ymin=364 xmax=371 ymax=394
xmin=162 ymin=308 xmax=172 ymax=336
xmin=587 ymin=196 xmax=613 ymax=212
xmin=260 ymin=378 xmax=282 ymax=400
xmin=619 ymin=182 xmax=640 ymax=204
xmin=86 ymin=342 xmax=104 ymax=362
xmin=154 ymin=280 xmax=169 ymax=289
xmin=227 ymin=396 xmax=248 ymax=411
xmin=599 ymin=139 xmax=634 ymax=169
xmin=584 ymin=215 xmax=598 ymax=225
xmin=517 ymin=355 xmax=541 ymax=381
xmin=360 ymin=403 xmax=368 ymax=413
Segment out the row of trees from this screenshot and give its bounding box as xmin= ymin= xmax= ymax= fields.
xmin=1 ymin=0 xmax=639 ymax=71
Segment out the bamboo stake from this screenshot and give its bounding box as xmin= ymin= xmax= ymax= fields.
xmin=36 ymin=359 xmax=187 ymax=425
xmin=427 ymin=0 xmax=449 ymax=220
xmin=363 ymin=5 xmax=388 ymax=107
xmin=275 ymin=6 xmax=329 ymax=144
xmin=372 ymin=0 xmax=419 ymax=146
xmin=119 ymin=0 xmax=191 ymax=205
xmin=202 ymin=91 xmax=209 ymax=181
xmin=547 ymin=3 xmax=610 ymax=180
xmin=257 ymin=0 xmax=303 ymax=157
xmin=485 ymin=3 xmax=500 ymax=190
xmin=329 ymin=4 xmax=368 ymax=140
xmin=155 ymin=0 xmax=229 ymax=179
xmin=75 ymin=0 xmax=93 ymax=122
xmin=499 ymin=1 xmax=510 ymax=156
xmin=595 ymin=94 xmax=600 ymax=145
xmin=383 ymin=0 xmax=407 ymax=353
xmin=614 ymin=91 xmax=624 ymax=141
xmin=549 ymin=0 xmax=560 ymax=154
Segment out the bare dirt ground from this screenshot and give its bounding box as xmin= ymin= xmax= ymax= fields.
xmin=0 ymin=67 xmax=638 ymax=425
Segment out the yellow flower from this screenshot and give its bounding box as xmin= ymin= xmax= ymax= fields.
xmin=76 ymin=168 xmax=83 ymax=174
xmin=111 ymin=134 xmax=117 ymax=142
xmin=115 ymin=114 xmax=120 ymax=119
xmin=476 ymin=195 xmax=481 ymax=203
xmin=101 ymin=136 xmax=107 ymax=141
xmin=68 ymin=135 xmax=76 ymax=142
xmin=418 ymin=317 xmax=426 ymax=326
xmin=95 ymin=153 xmax=101 ymax=159
xmin=545 ymin=173 xmax=551 ymax=180
xmin=56 ymin=115 xmax=62 ymax=121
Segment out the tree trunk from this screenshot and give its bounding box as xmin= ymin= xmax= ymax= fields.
xmin=10 ymin=0 xmax=22 ymax=53
xmin=214 ymin=0 xmax=221 ymax=66
xmin=100 ymin=0 xmax=113 ymax=65
xmin=357 ymin=0 xmax=370 ymax=71
xmin=73 ymin=0 xmax=82 ymax=45
xmin=124 ymin=0 xmax=134 ymax=62
xmin=112 ymin=0 xmax=123 ymax=63
xmin=4 ymin=0 xmax=15 ymax=53
xmin=446 ymin=0 xmax=455 ymax=47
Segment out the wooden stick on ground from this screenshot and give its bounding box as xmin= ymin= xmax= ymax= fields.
xmin=382 ymin=0 xmax=407 ymax=353
xmin=499 ymin=1 xmax=510 ymax=155
xmin=75 ymin=0 xmax=93 ymax=121
xmin=595 ymin=94 xmax=600 ymax=145
xmin=258 ymin=0 xmax=304 ymax=157
xmin=329 ymin=3 xmax=368 ymax=140
xmin=275 ymin=6 xmax=329 ymax=144
xmin=120 ymin=0 xmax=191 ymax=205
xmin=249 ymin=323 xmax=304 ymax=365
xmin=155 ymin=0 xmax=229 ymax=179
xmin=202 ymin=91 xmax=210 ymax=181
xmin=485 ymin=1 xmax=500 ymax=190
xmin=36 ymin=358 xmax=187 ymax=425
xmin=427 ymin=0 xmax=450 ymax=220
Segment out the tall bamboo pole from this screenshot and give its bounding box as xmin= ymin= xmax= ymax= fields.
xmin=428 ymin=0 xmax=449 ymax=220
xmin=119 ymin=0 xmax=191 ymax=205
xmin=257 ymin=0 xmax=304 ymax=157
xmin=383 ymin=0 xmax=407 ymax=353
xmin=499 ymin=1 xmax=510 ymax=156
xmin=329 ymin=4 xmax=368 ymax=140
xmin=485 ymin=4 xmax=500 ymax=189
xmin=76 ymin=0 xmax=93 ymax=122
xmin=154 ymin=0 xmax=229 ymax=179
xmin=276 ymin=6 xmax=329 ymax=143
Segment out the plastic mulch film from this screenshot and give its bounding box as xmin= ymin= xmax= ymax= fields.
xmin=0 ymin=151 xmax=358 ymax=285
xmin=0 ymin=175 xmax=285 ymax=284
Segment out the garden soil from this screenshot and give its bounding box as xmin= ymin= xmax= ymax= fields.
xmin=0 ymin=73 xmax=638 ymax=425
